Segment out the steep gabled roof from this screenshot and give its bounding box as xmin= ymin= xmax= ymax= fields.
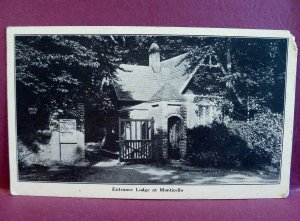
xmin=114 ymin=53 xmax=189 ymax=101
xmin=150 ymin=83 xmax=185 ymax=102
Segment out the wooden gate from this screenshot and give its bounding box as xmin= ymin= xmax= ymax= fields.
xmin=119 ymin=118 xmax=154 ymax=162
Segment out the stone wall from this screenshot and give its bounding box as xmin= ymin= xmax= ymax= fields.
xmin=179 ymin=105 xmax=187 ymax=158
xmin=149 ymin=101 xmax=187 ymax=161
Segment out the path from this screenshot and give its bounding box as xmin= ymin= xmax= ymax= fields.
xmin=82 ymin=159 xmax=279 ymax=184
xmin=19 ymin=159 xmax=279 ymax=184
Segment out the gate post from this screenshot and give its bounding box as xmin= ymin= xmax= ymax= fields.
xmin=118 ymin=118 xmax=122 ymax=161
xmin=179 ymin=105 xmax=187 ymax=159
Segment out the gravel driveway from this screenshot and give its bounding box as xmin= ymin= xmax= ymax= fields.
xmin=19 ymin=159 xmax=279 ymax=185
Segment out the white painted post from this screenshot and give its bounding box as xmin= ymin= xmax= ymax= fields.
xmin=209 ymin=106 xmax=213 ymax=123
xmin=202 ymin=106 xmax=206 ymax=125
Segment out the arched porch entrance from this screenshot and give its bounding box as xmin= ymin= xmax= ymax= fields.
xmin=167 ymin=115 xmax=183 ymax=159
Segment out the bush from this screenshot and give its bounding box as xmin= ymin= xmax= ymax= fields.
xmin=186 ymin=109 xmax=283 ymax=170
xmin=187 ymin=122 xmax=250 ymax=168
xmin=228 ymin=109 xmax=283 ymax=170
xmin=17 ymin=139 xmax=36 ymax=169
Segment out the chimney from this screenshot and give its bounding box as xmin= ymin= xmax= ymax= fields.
xmin=149 ymin=43 xmax=161 ymax=73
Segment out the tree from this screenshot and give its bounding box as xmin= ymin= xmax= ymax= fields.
xmin=15 ymin=35 xmax=128 ymax=143
xmin=16 ymin=35 xmax=130 ymax=110
xmin=16 ymin=35 xmax=287 ymax=145
xmin=182 ymin=37 xmax=287 ymax=118
xmin=121 ymin=35 xmax=287 ymax=116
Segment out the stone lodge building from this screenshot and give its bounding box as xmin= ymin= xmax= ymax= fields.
xmin=113 ymin=43 xmax=224 ymax=161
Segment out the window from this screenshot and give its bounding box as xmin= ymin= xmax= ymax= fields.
xmin=198 ymin=105 xmax=215 ymax=125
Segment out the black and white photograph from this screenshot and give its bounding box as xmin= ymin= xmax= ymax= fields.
xmin=7 ymin=27 xmax=297 ymax=199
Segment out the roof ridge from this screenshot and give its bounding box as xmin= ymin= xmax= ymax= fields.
xmin=115 ymin=53 xmax=190 ymax=101
xmin=118 ymin=52 xmax=188 ymax=68
xmin=161 ymin=52 xmax=189 ymax=64
xmin=119 ymin=64 xmax=150 ymax=68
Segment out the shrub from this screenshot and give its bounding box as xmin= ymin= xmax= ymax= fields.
xmin=228 ymin=109 xmax=283 ymax=170
xmin=17 ymin=139 xmax=36 ymax=169
xmin=186 ymin=108 xmax=283 ymax=170
xmin=187 ymin=122 xmax=249 ymax=168
xmin=36 ymin=130 xmax=52 ymax=144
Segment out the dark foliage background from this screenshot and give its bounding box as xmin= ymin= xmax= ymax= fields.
xmin=15 ymin=35 xmax=287 ymax=169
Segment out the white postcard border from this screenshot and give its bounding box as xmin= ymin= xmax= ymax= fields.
xmin=7 ymin=26 xmax=297 ymax=199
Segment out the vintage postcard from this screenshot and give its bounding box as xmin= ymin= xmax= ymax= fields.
xmin=7 ymin=26 xmax=297 ymax=199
